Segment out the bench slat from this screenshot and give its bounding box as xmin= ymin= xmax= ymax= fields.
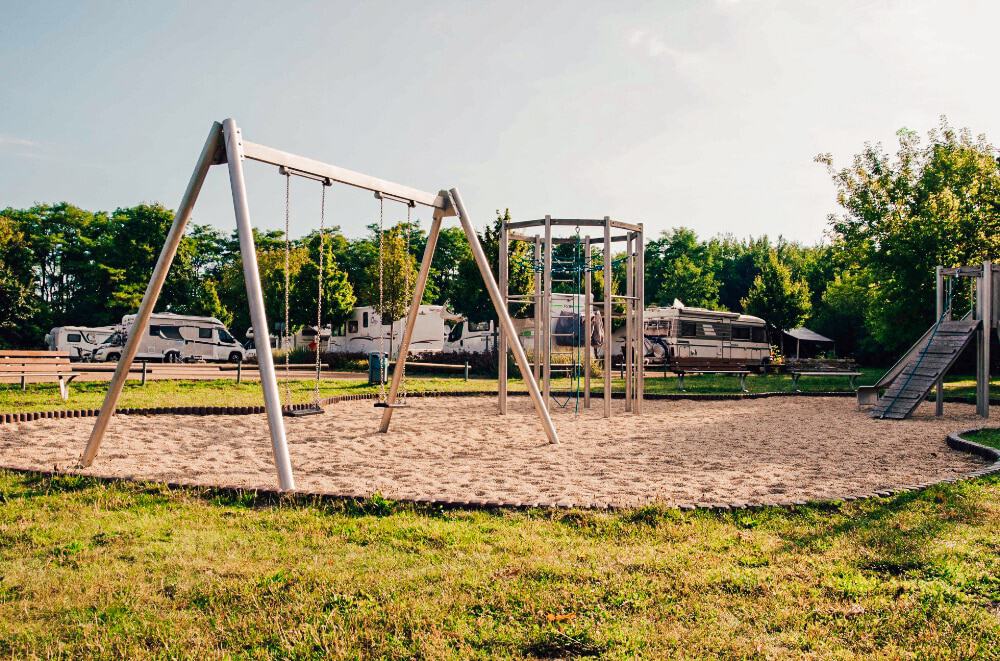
xmin=0 ymin=350 xmax=71 ymax=358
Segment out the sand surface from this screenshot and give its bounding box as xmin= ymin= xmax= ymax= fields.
xmin=0 ymin=396 xmax=989 ymax=507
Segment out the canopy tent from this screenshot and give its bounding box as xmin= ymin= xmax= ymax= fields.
xmin=783 ymin=327 xmax=834 ymax=359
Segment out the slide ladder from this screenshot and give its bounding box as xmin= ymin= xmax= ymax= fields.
xmin=866 ymin=317 xmax=979 ymax=419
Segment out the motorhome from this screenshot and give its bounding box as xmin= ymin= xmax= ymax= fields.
xmin=45 ymin=326 xmax=117 ymax=361
xmin=514 ymin=293 xmax=604 ymax=354
xmin=442 ymin=319 xmax=496 ymax=354
xmin=325 ymin=305 xmax=458 ymax=358
xmin=609 ymin=302 xmax=770 ymax=368
xmin=92 ymin=313 xmax=247 ymax=363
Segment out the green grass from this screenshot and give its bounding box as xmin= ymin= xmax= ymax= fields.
xmin=3 ymin=366 xmax=998 ymax=413
xmin=0 ymin=472 xmax=997 ymax=657
xmin=961 ymin=428 xmax=1000 ymax=451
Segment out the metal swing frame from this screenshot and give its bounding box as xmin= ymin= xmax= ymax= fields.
xmin=78 ymin=118 xmax=559 ymax=493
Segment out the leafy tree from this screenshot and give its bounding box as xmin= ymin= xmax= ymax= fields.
xmin=291 ymin=229 xmax=356 ymax=329
xmin=818 ymin=118 xmax=1000 ymax=354
xmin=741 ymin=249 xmax=812 ymax=347
xmin=645 ymin=228 xmax=721 ymax=308
xmin=0 ymin=214 xmax=40 ymax=346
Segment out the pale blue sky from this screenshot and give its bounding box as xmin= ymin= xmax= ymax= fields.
xmin=1 ymin=0 xmax=997 ymax=243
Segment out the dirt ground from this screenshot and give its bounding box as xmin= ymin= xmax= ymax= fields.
xmin=0 ymin=396 xmax=988 ymax=507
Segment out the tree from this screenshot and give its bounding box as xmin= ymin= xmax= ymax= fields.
xmin=291 ymin=229 xmax=356 ymax=330
xmin=818 ymin=118 xmax=1000 ymax=354
xmin=645 ymin=228 xmax=721 ymax=309
xmin=0 ymin=214 xmax=41 ymax=347
xmin=741 ymin=249 xmax=812 ymax=348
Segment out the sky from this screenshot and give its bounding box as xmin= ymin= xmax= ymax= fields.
xmin=1 ymin=0 xmax=998 ymax=244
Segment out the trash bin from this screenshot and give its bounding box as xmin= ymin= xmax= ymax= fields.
xmin=368 ymin=352 xmax=387 ymax=386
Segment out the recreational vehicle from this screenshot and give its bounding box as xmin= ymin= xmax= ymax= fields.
xmin=514 ymin=293 xmax=604 ymax=353
xmin=92 ymin=313 xmax=247 ymax=363
xmin=44 ymin=326 xmax=117 ymax=361
xmin=609 ymin=303 xmax=770 ymax=368
xmin=442 ymin=319 xmax=496 ymax=354
xmin=325 ymin=305 xmax=458 ymax=358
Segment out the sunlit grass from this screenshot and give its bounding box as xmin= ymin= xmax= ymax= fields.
xmin=0 ymin=471 xmax=997 ymax=657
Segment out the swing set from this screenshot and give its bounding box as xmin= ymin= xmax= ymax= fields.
xmin=78 ymin=118 xmax=559 ymax=492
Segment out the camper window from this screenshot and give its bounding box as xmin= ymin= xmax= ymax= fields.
xmin=752 ymin=327 xmax=767 ymax=343
xmin=362 ymin=312 xmax=369 ymax=328
xmin=67 ymin=333 xmax=82 ymax=343
xmin=447 ymin=322 xmax=464 ymax=343
xmin=680 ymin=321 xmax=698 ymax=338
xmin=348 ymin=320 xmax=359 ymax=334
xmin=732 ymin=325 xmax=751 ymax=341
xmin=159 ymin=326 xmax=184 ymax=341
xmin=332 ymin=324 xmax=345 ymax=337
xmin=149 ymin=325 xmax=160 ymax=337
xmin=199 ymin=328 xmax=213 ymax=339
xmin=469 ymin=321 xmax=490 ymax=332
xmin=219 ymin=329 xmax=235 ymax=344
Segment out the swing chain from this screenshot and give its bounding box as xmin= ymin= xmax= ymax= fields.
xmin=283 ymin=172 xmax=292 ymax=408
xmin=313 ymin=180 xmax=328 ymax=407
xmin=398 ymin=205 xmax=412 ymax=404
xmin=377 ymin=197 xmax=387 ymax=401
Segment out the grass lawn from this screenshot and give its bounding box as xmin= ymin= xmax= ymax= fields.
xmin=2 ymin=366 xmax=998 ymax=413
xmin=2 ymin=373 xmax=999 ymax=656
xmin=0 ymin=471 xmax=997 ymax=657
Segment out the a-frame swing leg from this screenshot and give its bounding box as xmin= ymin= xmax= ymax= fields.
xmin=79 ymin=122 xmax=223 ymax=469
xmin=79 ymin=119 xmax=296 ymax=492
xmin=378 ymin=206 xmax=445 ymax=431
xmin=379 ymin=189 xmax=559 ymax=445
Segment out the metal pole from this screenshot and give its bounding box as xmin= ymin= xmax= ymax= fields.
xmin=79 ymin=122 xmax=222 ymax=468
xmin=450 ymin=189 xmax=558 ymax=444
xmin=603 ymin=217 xmax=612 ymax=418
xmin=583 ymin=238 xmax=592 ymax=409
xmin=636 ymin=225 xmax=644 ymax=414
xmin=224 ymin=119 xmax=295 ymax=491
xmin=543 ymin=215 xmax=552 ymax=409
xmin=935 ymin=266 xmax=944 ymax=416
xmin=625 ymin=232 xmax=634 ymax=412
xmin=498 ymin=221 xmax=509 ymax=414
xmin=379 ymin=207 xmax=444 ymax=431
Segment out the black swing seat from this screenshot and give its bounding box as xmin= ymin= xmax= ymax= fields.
xmin=373 ymin=401 xmax=408 ymax=409
xmin=284 ymin=406 xmax=325 ymax=417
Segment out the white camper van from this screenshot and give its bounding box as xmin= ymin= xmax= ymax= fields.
xmin=609 ymin=302 xmax=770 ymax=368
xmin=45 ymin=326 xmax=117 ymax=361
xmin=325 ymin=305 xmax=457 ymax=358
xmin=92 ymin=313 xmax=246 ymax=363
xmin=442 ymin=319 xmax=496 ymax=354
xmin=514 ymin=293 xmax=603 ymax=353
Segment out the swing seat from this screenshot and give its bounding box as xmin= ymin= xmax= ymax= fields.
xmin=285 ymin=405 xmax=325 ymax=417
xmin=373 ymin=401 xmax=408 ymax=409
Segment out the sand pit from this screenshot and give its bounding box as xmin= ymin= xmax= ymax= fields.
xmin=0 ymin=396 xmax=990 ymax=507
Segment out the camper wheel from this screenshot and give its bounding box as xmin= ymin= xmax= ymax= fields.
xmin=164 ymin=351 xmax=181 ymax=364
xmin=228 ymin=351 xmax=242 ymax=364
xmin=106 ymin=352 xmax=121 ymax=362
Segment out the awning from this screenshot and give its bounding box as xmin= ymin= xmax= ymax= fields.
xmin=783 ymin=327 xmax=833 ymax=343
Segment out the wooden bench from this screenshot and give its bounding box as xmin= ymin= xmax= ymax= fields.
xmin=666 ymin=360 xmax=750 ymax=392
xmin=0 ymin=350 xmax=80 ymax=400
xmin=789 ymin=370 xmax=862 ymax=392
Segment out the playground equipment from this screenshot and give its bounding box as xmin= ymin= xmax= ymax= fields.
xmin=78 ymin=118 xmax=559 ymax=492
xmin=858 ymin=261 xmax=996 ymax=419
xmin=499 ymin=216 xmax=645 ymax=417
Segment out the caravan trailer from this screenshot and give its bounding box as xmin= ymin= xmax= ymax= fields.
xmin=45 ymin=326 xmax=117 ymax=361
xmin=92 ymin=313 xmax=246 ymax=363
xmin=609 ymin=303 xmax=770 ymax=368
xmin=325 ymin=305 xmax=457 ymax=358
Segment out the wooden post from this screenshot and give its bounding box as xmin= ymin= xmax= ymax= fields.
xmin=543 ymin=215 xmax=552 ymax=410
xmin=533 ymin=237 xmax=541 ymax=380
xmin=498 ymin=221 xmax=508 ymax=414
xmin=80 ymin=122 xmax=222 ymax=469
xmin=236 ymin=359 xmax=243 ymax=385
xmin=583 ymin=238 xmax=592 ymax=409
xmin=603 ymin=217 xmax=612 ymax=418
xmin=624 ymin=232 xmax=634 ymax=413
xmin=935 ymin=266 xmax=944 ymax=416
xmin=636 ymin=224 xmax=644 ymax=414
xmin=978 ymin=261 xmax=992 ymax=418
xmin=141 ymin=361 xmax=147 ymax=386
